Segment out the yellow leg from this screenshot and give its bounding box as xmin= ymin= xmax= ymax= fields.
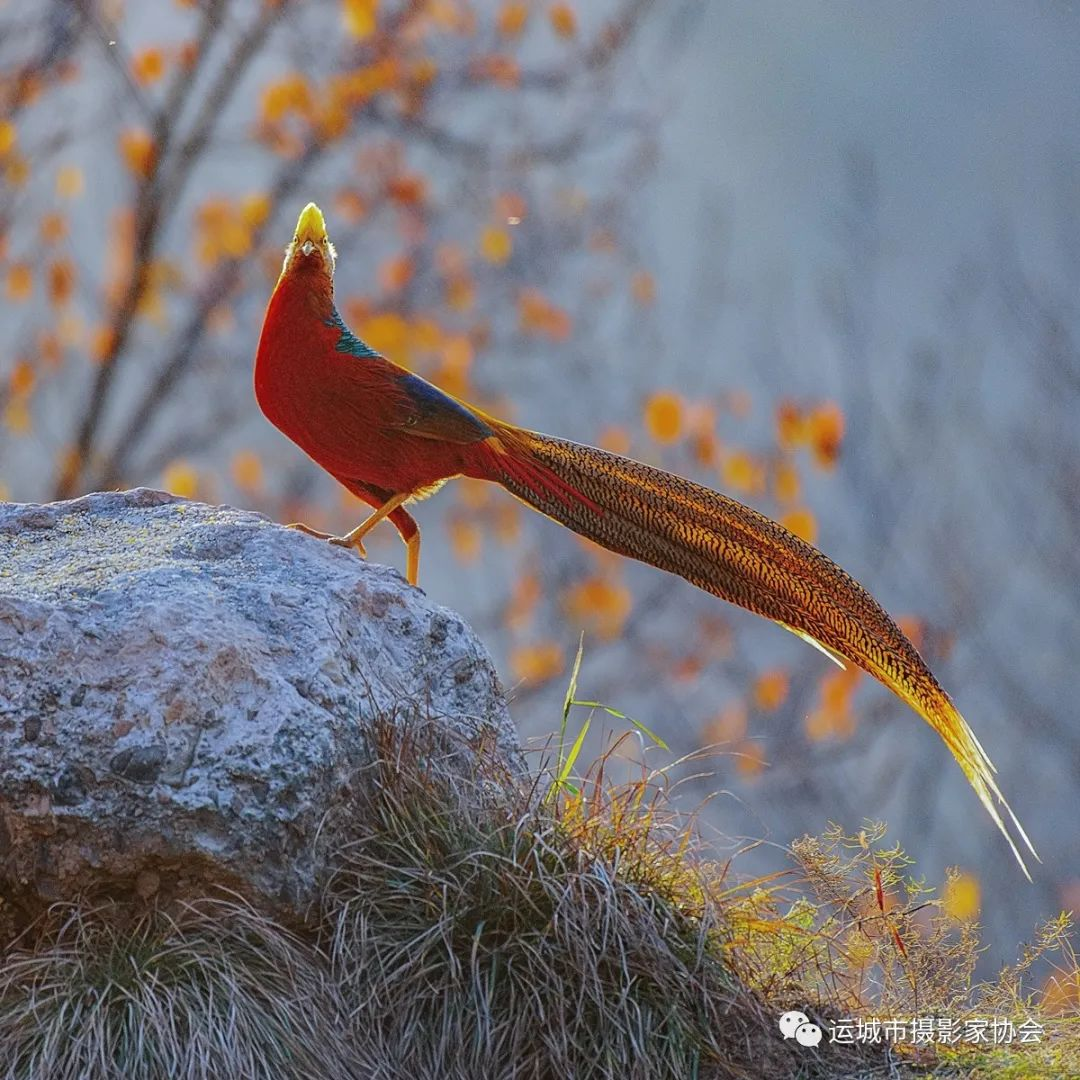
xmin=329 ymin=493 xmax=409 ymax=554
xmin=405 ymin=533 xmax=420 ymax=586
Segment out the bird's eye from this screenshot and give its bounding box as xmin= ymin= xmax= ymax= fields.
xmin=292 ymin=235 xmax=298 ymax=243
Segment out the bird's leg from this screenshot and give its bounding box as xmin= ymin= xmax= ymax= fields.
xmin=329 ymin=492 xmax=410 ymax=558
xmin=290 ymin=494 xmax=420 ymax=584
xmin=387 ymin=507 xmax=421 ymax=586
xmin=404 ymin=534 xmax=420 ymax=586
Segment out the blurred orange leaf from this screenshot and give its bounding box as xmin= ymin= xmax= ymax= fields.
xmin=57 ymin=312 xmax=84 ymax=348
xmin=805 ymin=664 xmax=860 ymax=742
xmin=780 ymin=507 xmax=816 ymax=544
xmin=722 ymin=450 xmax=764 ymax=495
xmin=597 ymin=424 xmax=631 ymax=456
xmin=506 ymin=570 xmax=542 ymax=632
xmin=241 ymin=192 xmax=271 ymax=229
xmin=440 ymin=333 xmax=473 ymax=373
xmin=518 ymin=288 xmax=571 ymax=340
xmin=480 ymin=225 xmax=512 ymax=265
xmin=90 ymin=325 xmax=117 ymax=363
xmin=753 ymin=668 xmax=789 ymax=712
xmin=809 ymin=401 xmax=844 ymax=468
xmin=47 ymin=259 xmax=76 ymax=307
xmin=378 ymin=254 xmax=414 ymax=293
xmin=773 ymin=459 xmax=800 ymax=504
xmin=38 ymin=331 xmax=63 ymax=368
xmin=162 ymin=460 xmax=199 ymax=498
xmin=775 ymin=399 xmax=806 ymax=449
xmin=0 ymin=120 xmax=16 ymax=156
xmin=230 ymin=450 xmax=264 ymax=492
xmin=458 ymin=478 xmax=490 ymax=510
xmin=469 ymin=54 xmax=520 ymax=87
xmin=359 ymin=312 xmax=408 ymax=358
xmin=131 ymin=47 xmax=166 ymax=85
xmin=703 ymin=701 xmax=748 ymax=744
xmin=562 ymin=575 xmax=632 ymax=639
xmin=631 ymin=270 xmax=655 ymax=306
xmin=341 ymin=0 xmax=379 ymax=40
xmin=445 ymin=274 xmax=475 ymax=312
xmin=497 ymin=1 xmax=529 ymax=38
xmin=261 ymin=74 xmax=314 ymax=124
xmin=178 ymin=40 xmax=200 ymax=68
xmin=8 ymin=359 xmax=35 ymax=396
xmin=386 ymin=173 xmax=427 ymax=206
xmin=119 ymin=129 xmax=156 ymax=179
xmin=56 ymin=164 xmax=84 ymax=199
xmin=643 ymin=390 xmax=682 ymax=443
xmin=511 ymin=641 xmax=565 ymax=684
xmin=449 ymin=515 xmax=483 ymax=563
xmin=3 ymin=397 xmax=30 ymax=435
xmin=5 ymin=263 xmax=32 ymax=301
xmin=734 ymin=739 xmax=767 ymax=777
xmin=5 ymin=153 xmax=29 ymax=187
xmin=196 ymin=196 xmax=265 ymax=265
xmin=39 ymin=212 xmax=68 ymax=244
xmin=942 ymin=871 xmax=981 ymax=922
xmin=549 ymin=2 xmax=577 ymax=37
xmin=334 ymin=190 xmax=368 ymax=222
xmin=493 ymin=502 xmax=520 ymax=543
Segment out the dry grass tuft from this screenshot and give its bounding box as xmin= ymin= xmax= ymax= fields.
xmin=0 ymin=896 xmax=356 ymax=1080
xmin=323 ymin=718 xmax=898 ymax=1079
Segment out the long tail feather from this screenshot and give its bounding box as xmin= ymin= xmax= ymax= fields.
xmin=482 ymin=425 xmax=1038 ymax=877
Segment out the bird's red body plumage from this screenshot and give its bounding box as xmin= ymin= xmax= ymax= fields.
xmin=257 ymin=265 xmax=483 ymax=497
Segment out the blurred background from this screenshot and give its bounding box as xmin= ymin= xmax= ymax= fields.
xmin=1 ymin=0 xmax=1077 ymax=983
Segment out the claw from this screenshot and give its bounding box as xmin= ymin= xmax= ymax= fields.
xmin=328 ymin=534 xmax=367 ymax=558
xmin=287 ymin=522 xmax=367 ymax=558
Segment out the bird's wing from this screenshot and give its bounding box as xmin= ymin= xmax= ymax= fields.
xmin=387 ymin=371 xmax=495 ymax=445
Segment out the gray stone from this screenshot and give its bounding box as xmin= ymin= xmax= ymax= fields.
xmin=0 ymin=489 xmax=519 ymax=911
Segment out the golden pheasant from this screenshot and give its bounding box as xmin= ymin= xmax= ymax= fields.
xmin=255 ymin=202 xmax=1038 ymax=877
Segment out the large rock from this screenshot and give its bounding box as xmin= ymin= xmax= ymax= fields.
xmin=0 ymin=489 xmax=519 ymax=912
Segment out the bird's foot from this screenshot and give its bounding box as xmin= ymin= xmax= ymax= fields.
xmin=287 ymin=522 xmax=367 ymax=558
xmin=328 ymin=533 xmax=368 ymax=559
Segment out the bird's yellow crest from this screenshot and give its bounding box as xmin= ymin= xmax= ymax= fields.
xmin=294 ymin=202 xmax=326 ymax=245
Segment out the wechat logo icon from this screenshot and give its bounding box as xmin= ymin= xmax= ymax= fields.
xmin=779 ymin=1010 xmax=823 ymax=1048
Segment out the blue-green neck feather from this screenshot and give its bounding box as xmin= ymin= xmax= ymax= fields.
xmin=325 ymin=308 xmax=378 ymax=358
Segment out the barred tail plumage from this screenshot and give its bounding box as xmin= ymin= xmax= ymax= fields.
xmin=482 ymin=424 xmax=1038 ymax=877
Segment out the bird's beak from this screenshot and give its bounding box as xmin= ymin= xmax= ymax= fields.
xmin=294 ymin=201 xmax=326 ymax=256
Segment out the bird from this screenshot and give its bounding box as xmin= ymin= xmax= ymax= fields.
xmin=255 ymin=201 xmax=1037 ymax=877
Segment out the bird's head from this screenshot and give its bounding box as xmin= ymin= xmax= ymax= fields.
xmin=279 ymin=201 xmax=336 ymax=285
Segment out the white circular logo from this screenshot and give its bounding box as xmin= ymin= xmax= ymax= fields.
xmin=779 ymin=1010 xmax=822 ymax=1047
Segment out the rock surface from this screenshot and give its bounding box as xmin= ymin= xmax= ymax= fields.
xmin=0 ymin=489 xmax=518 ymax=911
